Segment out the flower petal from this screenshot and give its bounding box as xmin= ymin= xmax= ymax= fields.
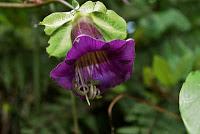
xmin=108 ymin=39 xmax=135 ymax=77
xmin=66 ymin=35 xmax=106 ymax=63
xmin=93 ymin=39 xmax=135 ymax=91
xmin=51 ymin=35 xmax=135 ymax=95
xmin=50 ymin=61 xmax=74 ymax=89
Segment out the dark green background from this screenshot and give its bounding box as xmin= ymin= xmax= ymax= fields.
xmin=0 ymin=0 xmax=200 ymax=133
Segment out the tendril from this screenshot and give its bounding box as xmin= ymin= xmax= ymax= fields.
xmin=74 ymin=80 xmax=101 ymax=106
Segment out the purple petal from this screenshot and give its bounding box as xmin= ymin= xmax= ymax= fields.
xmin=66 ymin=35 xmax=106 ymax=63
xmin=108 ymin=39 xmax=135 ymax=77
xmin=51 ymin=35 xmax=135 ymax=95
xmin=50 ymin=61 xmax=75 ymax=89
xmin=93 ymin=39 xmax=135 ymax=91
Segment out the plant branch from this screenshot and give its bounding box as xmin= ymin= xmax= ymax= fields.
xmin=108 ymin=93 xmax=181 ymax=134
xmin=0 ymin=0 xmax=74 ymax=9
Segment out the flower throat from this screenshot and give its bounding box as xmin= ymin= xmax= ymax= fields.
xmin=71 ymin=17 xmax=105 ymax=105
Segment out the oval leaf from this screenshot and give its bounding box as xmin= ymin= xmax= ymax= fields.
xmin=153 ymin=55 xmax=176 ymax=87
xmin=40 ymin=12 xmax=73 ymax=35
xmin=91 ymin=10 xmax=127 ymax=41
xmin=47 ymin=23 xmax=72 ymax=58
xmin=143 ymin=67 xmax=155 ymax=86
xmin=179 ymin=71 xmax=200 ymax=134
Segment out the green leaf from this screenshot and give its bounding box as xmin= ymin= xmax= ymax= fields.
xmin=143 ymin=67 xmax=155 ymax=86
xmin=153 ymin=55 xmax=176 ymax=87
xmin=1 ymin=56 xmax=12 ymax=90
xmin=194 ymin=47 xmax=200 ymax=69
xmin=174 ymin=54 xmax=194 ymax=80
xmin=72 ymin=0 xmax=79 ymax=10
xmin=79 ymin=1 xmax=107 ymax=13
xmin=40 ymin=12 xmax=73 ymax=35
xmin=91 ymin=10 xmax=127 ymax=41
xmin=179 ymin=71 xmax=200 ymax=134
xmin=15 ymin=55 xmax=25 ymax=90
xmin=117 ymin=127 xmax=139 ymax=134
xmin=47 ymin=23 xmax=72 ymax=58
xmin=113 ymin=84 xmax=127 ymax=93
xmin=139 ymin=9 xmax=191 ymax=39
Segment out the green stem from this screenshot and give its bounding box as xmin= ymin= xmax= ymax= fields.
xmin=33 ymin=48 xmax=40 ymax=110
xmin=0 ymin=0 xmax=74 ymax=9
xmin=70 ymin=92 xmax=80 ymax=134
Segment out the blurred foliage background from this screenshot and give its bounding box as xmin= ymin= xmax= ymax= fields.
xmin=0 ymin=0 xmax=200 ymax=133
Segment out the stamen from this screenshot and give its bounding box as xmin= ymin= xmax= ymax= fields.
xmin=92 ymin=85 xmax=97 ymax=99
xmin=73 ymin=51 xmax=108 ymax=105
xmin=76 ymin=66 xmax=90 ymax=105
xmin=85 ymin=94 xmax=90 ymax=106
xmin=88 ymin=84 xmax=94 ymax=99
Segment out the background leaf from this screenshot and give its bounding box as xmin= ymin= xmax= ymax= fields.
xmin=0 ymin=0 xmax=199 ymax=133
xmin=139 ymin=8 xmax=191 ymax=39
xmin=179 ymin=71 xmax=200 ymax=134
xmin=153 ymin=55 xmax=176 ymax=87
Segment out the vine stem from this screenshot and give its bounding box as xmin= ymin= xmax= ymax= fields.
xmin=108 ymin=93 xmax=181 ymax=134
xmin=70 ymin=92 xmax=80 ymax=134
xmin=0 ymin=0 xmax=74 ymax=9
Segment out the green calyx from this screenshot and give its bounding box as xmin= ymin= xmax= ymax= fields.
xmin=40 ymin=1 xmax=127 ymax=58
